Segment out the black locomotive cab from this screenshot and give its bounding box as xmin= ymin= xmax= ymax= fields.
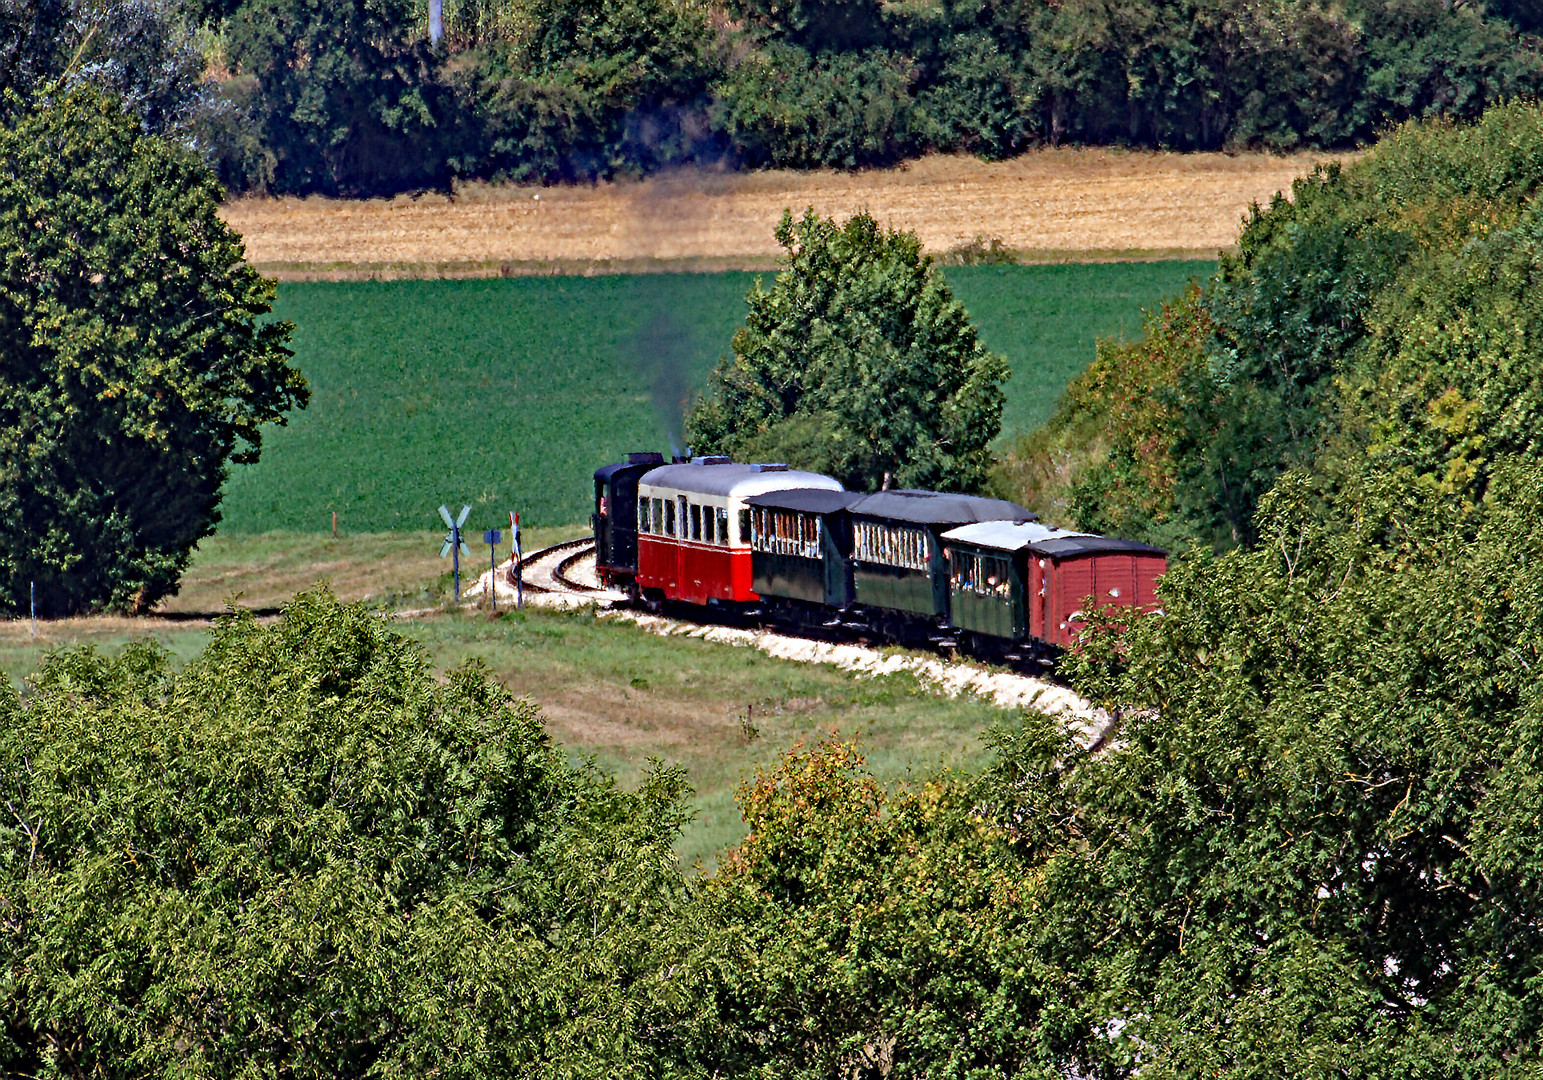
xmin=592 ymin=452 xmax=666 ymax=585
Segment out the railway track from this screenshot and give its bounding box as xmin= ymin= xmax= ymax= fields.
xmin=498 ymin=534 xmax=1097 ymax=728
xmin=515 ymin=537 xmax=602 ymax=596
xmin=554 ymin=546 xmax=603 ymax=592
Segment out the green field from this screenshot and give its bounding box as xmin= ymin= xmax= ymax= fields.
xmin=219 ymin=262 xmax=1211 ymax=534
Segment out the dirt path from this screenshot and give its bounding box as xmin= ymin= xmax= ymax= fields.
xmin=222 ymin=148 xmax=1342 ymax=280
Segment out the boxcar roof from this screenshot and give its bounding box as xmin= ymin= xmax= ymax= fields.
xmin=943 ymin=520 xmax=1165 ymax=558
xmin=849 ymin=490 xmax=1036 ymax=526
xmin=639 ymin=462 xmax=844 ymax=499
xmin=744 ymin=489 xmax=865 ymax=513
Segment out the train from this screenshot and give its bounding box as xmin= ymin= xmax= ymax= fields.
xmin=592 ymin=453 xmax=1166 ymax=660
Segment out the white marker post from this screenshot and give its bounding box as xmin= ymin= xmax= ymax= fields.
xmin=510 ymin=511 xmax=523 ymax=610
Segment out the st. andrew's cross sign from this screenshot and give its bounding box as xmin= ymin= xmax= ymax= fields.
xmin=438 ymin=504 xmax=472 ymax=598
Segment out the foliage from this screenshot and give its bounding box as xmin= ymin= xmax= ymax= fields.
xmin=680 ymin=734 xmax=1099 ymax=1077
xmin=1035 ymin=458 xmax=1543 ymax=1073
xmin=709 ymin=43 xmax=921 ymax=169
xmin=188 ymin=0 xmax=1543 ymax=192
xmin=225 ymin=0 xmax=458 ymax=195
xmin=1007 ymin=101 xmax=1543 ymax=551
xmin=0 ymin=587 xmax=696 ymax=1078
xmin=0 ymin=0 xmax=211 ymax=135
xmin=451 ymin=0 xmax=720 ymax=182
xmin=686 ymin=210 xmax=1008 ymax=493
xmin=0 ymin=89 xmax=305 ymax=615
xmin=992 ymin=284 xmax=1211 ymax=548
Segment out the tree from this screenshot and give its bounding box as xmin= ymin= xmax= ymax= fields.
xmin=227 ymin=0 xmax=454 ymax=195
xmin=678 ymin=735 xmax=1098 ymax=1078
xmin=0 ymin=0 xmax=210 ymax=136
xmin=1036 ymin=458 xmax=1543 ymax=1073
xmin=0 ymin=89 xmax=308 ymax=615
xmin=685 ymin=209 xmax=1008 ymax=493
xmin=1005 ymin=101 xmax=1543 ymax=551
xmin=0 ymin=587 xmax=697 ymax=1078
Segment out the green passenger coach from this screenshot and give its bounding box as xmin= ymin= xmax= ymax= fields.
xmin=745 ymin=488 xmax=863 ymax=612
xmin=845 ymin=490 xmax=1035 ymax=631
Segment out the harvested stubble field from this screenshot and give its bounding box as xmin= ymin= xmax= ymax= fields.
xmin=222 ymin=148 xmax=1340 ymax=278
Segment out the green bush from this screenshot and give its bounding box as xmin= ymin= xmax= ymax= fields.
xmin=1008 ymin=101 xmax=1543 ymax=550
xmin=1042 ymin=458 xmax=1543 ymax=1073
xmin=711 ymin=43 xmax=921 ymax=169
xmin=226 ymin=0 xmax=459 ymax=195
xmin=0 ymin=588 xmax=695 ymax=1077
xmin=452 ymin=0 xmax=720 ymax=182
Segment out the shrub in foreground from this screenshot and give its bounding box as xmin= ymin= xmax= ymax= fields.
xmin=0 ymin=588 xmax=693 ymax=1077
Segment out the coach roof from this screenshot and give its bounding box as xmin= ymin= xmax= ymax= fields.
xmin=744 ymin=489 xmax=865 ymax=514
xmin=639 ymin=462 xmax=844 ymax=499
xmin=943 ymin=520 xmax=1165 ymax=558
xmin=849 ymin=489 xmax=1036 ymax=526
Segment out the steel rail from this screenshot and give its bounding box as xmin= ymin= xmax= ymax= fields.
xmin=553 ymin=545 xmax=603 ymax=593
xmin=514 ymin=537 xmax=595 ymax=596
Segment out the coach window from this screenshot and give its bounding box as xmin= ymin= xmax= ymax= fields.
xmin=690 ymin=503 xmax=702 ymax=541
xmin=638 ymin=497 xmax=650 ymax=533
xmin=664 ymin=499 xmax=676 ymax=536
xmin=739 ymin=509 xmax=750 ymax=546
xmin=716 ymin=507 xmax=729 ymax=545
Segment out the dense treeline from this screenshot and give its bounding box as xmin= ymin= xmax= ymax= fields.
xmin=1002 ymin=99 xmax=1543 ymax=553
xmin=6 ymin=0 xmax=1543 ymax=195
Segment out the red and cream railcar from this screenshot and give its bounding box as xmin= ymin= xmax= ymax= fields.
xmin=635 ymin=459 xmax=844 ymax=606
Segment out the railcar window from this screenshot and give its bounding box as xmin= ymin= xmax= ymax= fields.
xmin=955 ymin=552 xmax=1013 ymax=596
xmin=664 ymin=499 xmax=675 ymax=537
xmin=689 ymin=504 xmax=702 ymax=541
xmin=747 ymin=507 xmax=819 ymax=558
xmin=739 ymin=509 xmax=750 ymax=546
xmin=638 ymin=497 xmax=650 ymax=533
xmin=716 ymin=507 xmax=729 ymax=545
xmin=855 ymin=521 xmax=929 ymax=571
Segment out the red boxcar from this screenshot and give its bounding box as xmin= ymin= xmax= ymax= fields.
xmin=635 ymin=460 xmax=844 ymax=606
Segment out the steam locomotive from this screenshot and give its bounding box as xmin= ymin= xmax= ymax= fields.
xmin=592 ymin=453 xmax=1165 ymax=658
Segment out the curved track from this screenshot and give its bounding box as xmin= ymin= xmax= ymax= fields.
xmin=515 ymin=537 xmax=599 ymax=596
xmin=554 ymin=546 xmax=604 ymax=593
xmin=508 ymin=538 xmax=1096 ymax=734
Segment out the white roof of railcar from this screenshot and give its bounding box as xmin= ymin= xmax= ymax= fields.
xmin=943 ymin=520 xmax=1166 ymax=558
xmin=639 ymin=462 xmax=844 ymax=499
